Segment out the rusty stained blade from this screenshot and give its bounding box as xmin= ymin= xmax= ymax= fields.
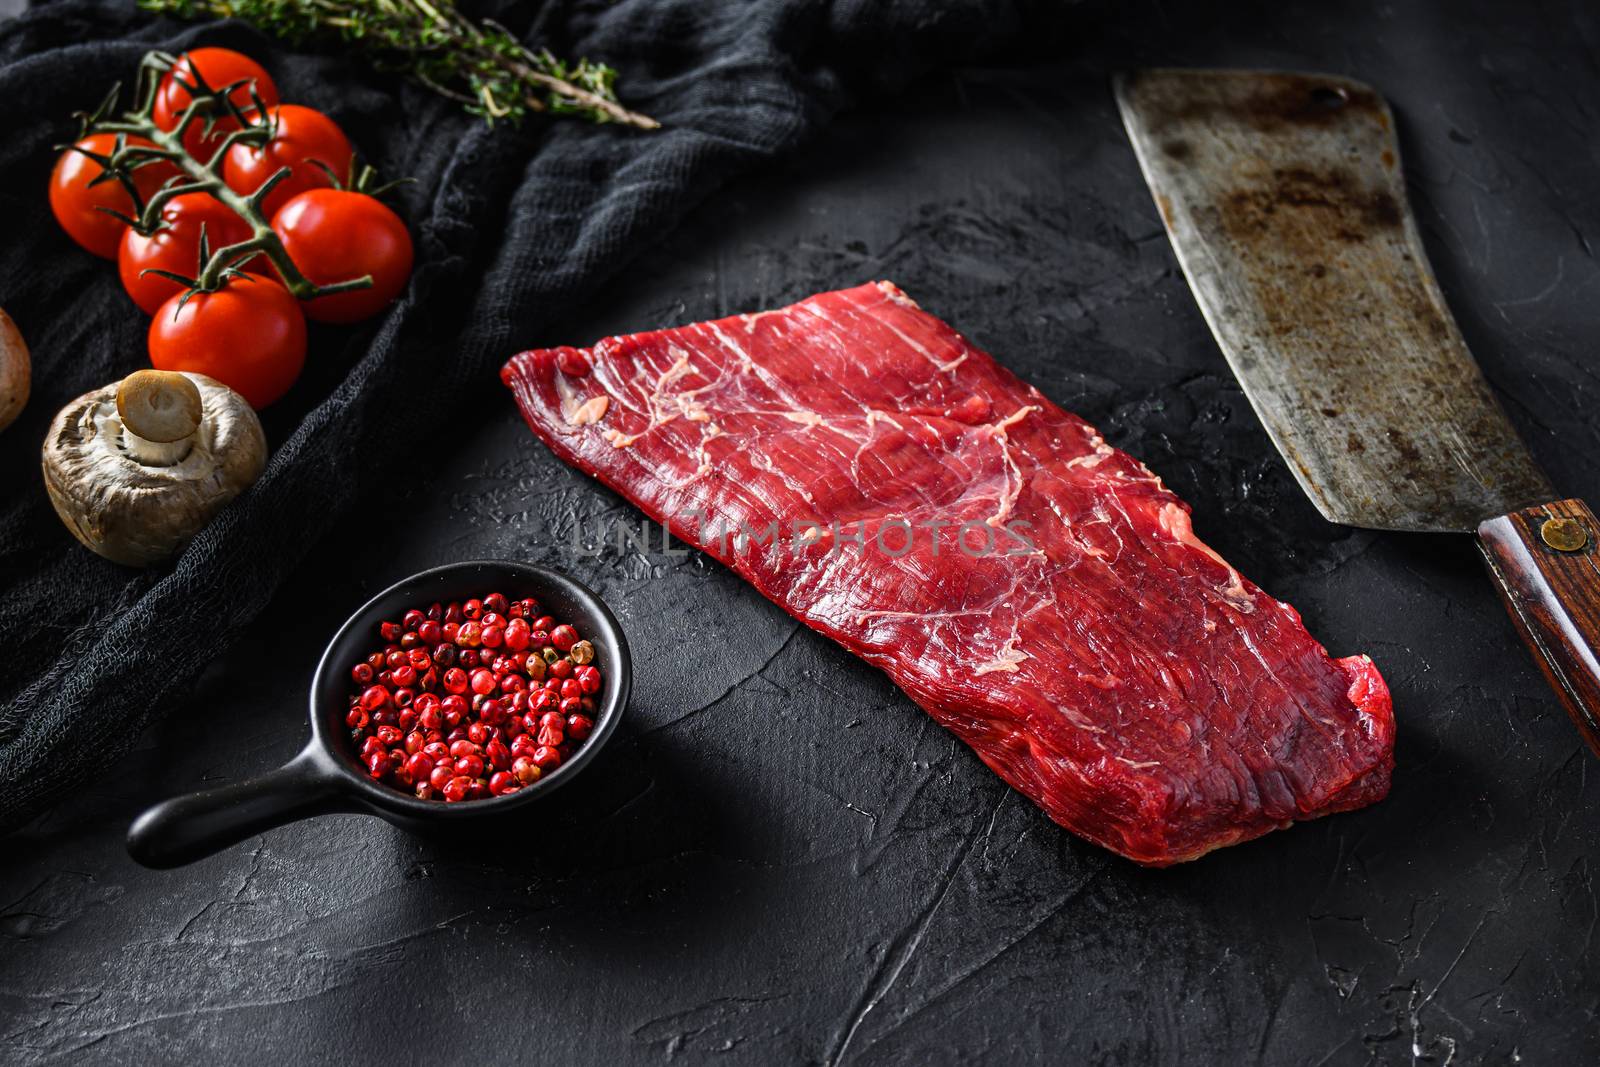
xmin=1115 ymin=68 xmax=1553 ymax=533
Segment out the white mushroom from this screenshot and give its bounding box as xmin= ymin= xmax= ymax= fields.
xmin=0 ymin=308 xmax=28 ymax=432
xmin=41 ymin=370 xmax=267 ymax=566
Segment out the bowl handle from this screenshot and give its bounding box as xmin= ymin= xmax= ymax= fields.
xmin=127 ymin=745 xmax=348 ymax=868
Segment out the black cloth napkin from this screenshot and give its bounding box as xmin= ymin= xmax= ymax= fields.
xmin=0 ymin=0 xmax=1063 ymax=830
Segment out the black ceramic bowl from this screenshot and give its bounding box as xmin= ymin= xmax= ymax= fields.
xmin=127 ymin=560 xmax=632 ymax=868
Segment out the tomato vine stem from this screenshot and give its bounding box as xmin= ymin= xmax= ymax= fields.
xmin=71 ymin=51 xmax=374 ymax=300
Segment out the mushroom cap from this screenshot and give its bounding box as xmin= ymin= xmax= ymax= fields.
xmin=41 ymin=372 xmax=267 ymax=566
xmin=0 ymin=307 xmax=28 ymax=433
xmin=117 ymin=370 xmax=202 ymax=443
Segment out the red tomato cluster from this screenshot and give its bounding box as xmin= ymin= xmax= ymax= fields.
xmin=48 ymin=48 xmax=415 ymax=409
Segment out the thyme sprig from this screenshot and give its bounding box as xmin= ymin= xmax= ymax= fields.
xmin=138 ymin=0 xmax=659 ymax=130
xmin=73 ymin=51 xmax=373 ymax=299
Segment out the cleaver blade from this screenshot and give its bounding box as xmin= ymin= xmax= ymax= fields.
xmin=1117 ymin=67 xmax=1600 ymax=756
xmin=1114 ymin=67 xmax=1552 ymax=534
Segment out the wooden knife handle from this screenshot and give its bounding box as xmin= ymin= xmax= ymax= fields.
xmin=1477 ymin=498 xmax=1600 ymax=755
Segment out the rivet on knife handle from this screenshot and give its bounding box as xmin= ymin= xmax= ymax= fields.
xmin=1540 ymin=516 xmax=1588 ymax=553
xmin=1477 ymin=499 xmax=1600 ymax=755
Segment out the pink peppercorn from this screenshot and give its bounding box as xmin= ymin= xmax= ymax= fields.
xmin=346 ymin=590 xmax=602 ymax=803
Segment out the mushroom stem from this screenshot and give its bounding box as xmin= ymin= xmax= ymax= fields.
xmin=116 ymin=370 xmax=202 ymax=466
xmin=120 ymin=426 xmax=194 ymax=466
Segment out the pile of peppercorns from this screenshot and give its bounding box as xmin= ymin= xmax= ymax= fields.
xmin=345 ymin=592 xmax=602 ymax=802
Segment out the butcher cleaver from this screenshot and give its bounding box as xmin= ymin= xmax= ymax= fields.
xmin=1115 ymin=68 xmax=1600 ymax=755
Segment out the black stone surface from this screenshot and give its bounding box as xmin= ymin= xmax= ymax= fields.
xmin=5 ymin=2 xmax=1599 ymax=1063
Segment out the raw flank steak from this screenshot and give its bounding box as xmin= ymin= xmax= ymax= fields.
xmin=502 ymin=282 xmax=1395 ymax=865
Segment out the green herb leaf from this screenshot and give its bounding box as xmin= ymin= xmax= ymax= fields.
xmin=138 ymin=0 xmax=658 ymax=130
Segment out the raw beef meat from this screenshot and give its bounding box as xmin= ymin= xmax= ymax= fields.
xmin=502 ymin=282 xmax=1394 ymax=865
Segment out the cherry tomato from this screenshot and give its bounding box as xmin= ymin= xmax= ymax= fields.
xmin=224 ymin=105 xmax=354 ymax=220
xmin=153 ymin=48 xmax=280 ymax=163
xmin=273 ymin=189 xmax=413 ymax=324
xmin=118 ymin=193 xmax=264 ymax=314
xmin=149 ymin=275 xmax=306 ymax=409
xmin=49 ymin=134 xmax=181 ymax=259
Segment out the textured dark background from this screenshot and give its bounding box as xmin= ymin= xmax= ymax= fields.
xmin=5 ymin=0 xmax=1600 ymax=1064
